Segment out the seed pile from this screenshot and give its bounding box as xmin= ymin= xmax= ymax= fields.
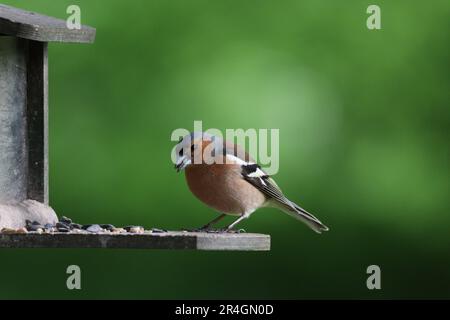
xmin=0 ymin=216 xmax=168 ymax=235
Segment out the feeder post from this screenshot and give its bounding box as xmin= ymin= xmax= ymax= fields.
xmin=26 ymin=40 xmax=49 ymax=204
xmin=0 ymin=36 xmax=28 ymax=204
xmin=0 ymin=37 xmax=49 ymax=204
xmin=0 ymin=4 xmax=96 ymax=229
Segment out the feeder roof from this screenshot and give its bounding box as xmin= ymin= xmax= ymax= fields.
xmin=0 ymin=4 xmax=95 ymax=43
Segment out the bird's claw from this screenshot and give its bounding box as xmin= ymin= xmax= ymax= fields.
xmin=182 ymin=226 xmax=216 ymax=233
xmin=181 ymin=228 xmax=202 ymax=232
xmin=206 ymin=228 xmax=246 ymax=234
xmin=181 ymin=227 xmax=246 ymax=234
xmin=228 ymin=228 xmax=246 ymax=234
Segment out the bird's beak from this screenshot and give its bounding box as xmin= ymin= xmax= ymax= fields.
xmin=175 ymin=156 xmax=191 ymax=172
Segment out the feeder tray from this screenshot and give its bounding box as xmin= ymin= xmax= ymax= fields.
xmin=0 ymin=231 xmax=271 ymax=251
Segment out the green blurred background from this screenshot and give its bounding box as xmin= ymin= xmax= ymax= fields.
xmin=0 ymin=0 xmax=449 ymax=299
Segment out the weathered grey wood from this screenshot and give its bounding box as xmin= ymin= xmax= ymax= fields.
xmin=0 ymin=4 xmax=95 ymax=43
xmin=0 ymin=37 xmax=48 ymax=203
xmin=0 ymin=5 xmax=96 ymax=229
xmin=0 ymin=37 xmax=28 ymax=203
xmin=0 ymin=36 xmax=56 ymax=227
xmin=0 ymin=232 xmax=271 ymax=251
xmin=196 ymin=232 xmax=270 ymax=251
xmin=0 ymin=37 xmax=56 ymax=228
xmin=26 ymin=40 xmax=48 ymax=204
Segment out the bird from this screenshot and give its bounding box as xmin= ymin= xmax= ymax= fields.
xmin=174 ymin=132 xmax=329 ymax=233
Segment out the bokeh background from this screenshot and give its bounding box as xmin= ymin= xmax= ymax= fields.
xmin=0 ymin=0 xmax=449 ymax=299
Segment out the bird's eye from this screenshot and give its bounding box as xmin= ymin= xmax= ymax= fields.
xmin=179 ymin=148 xmax=183 ymax=156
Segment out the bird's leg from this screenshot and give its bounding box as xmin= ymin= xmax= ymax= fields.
xmin=224 ymin=214 xmax=248 ymax=232
xmin=198 ymin=213 xmax=227 ymax=231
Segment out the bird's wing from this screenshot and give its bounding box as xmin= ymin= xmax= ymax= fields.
xmin=239 ymin=162 xmax=329 ymax=233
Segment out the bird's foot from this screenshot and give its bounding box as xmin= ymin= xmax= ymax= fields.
xmin=209 ymin=228 xmax=246 ymax=234
xmin=181 ymin=228 xmax=202 ymax=233
xmin=181 ymin=226 xmax=216 ymax=233
xmin=181 ymin=227 xmax=246 ymax=234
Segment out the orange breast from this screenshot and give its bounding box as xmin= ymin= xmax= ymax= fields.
xmin=185 ymin=163 xmax=266 ymax=215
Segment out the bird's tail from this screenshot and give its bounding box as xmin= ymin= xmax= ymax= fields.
xmin=268 ymin=200 xmax=329 ymax=234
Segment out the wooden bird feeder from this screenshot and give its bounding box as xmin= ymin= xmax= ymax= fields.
xmin=0 ymin=4 xmax=270 ymax=251
xmin=0 ymin=4 xmax=95 ymax=228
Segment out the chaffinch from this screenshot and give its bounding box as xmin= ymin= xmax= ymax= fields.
xmin=174 ymin=132 xmax=329 ymax=233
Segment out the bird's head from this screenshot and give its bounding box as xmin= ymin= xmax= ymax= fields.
xmin=174 ymin=132 xmax=221 ymax=172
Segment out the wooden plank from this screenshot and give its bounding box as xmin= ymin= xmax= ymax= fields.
xmin=0 ymin=4 xmax=95 ymax=43
xmin=26 ymin=40 xmax=48 ymax=204
xmin=0 ymin=232 xmax=271 ymax=251
xmin=196 ymin=232 xmax=271 ymax=251
xmin=0 ymin=37 xmax=28 ymax=202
